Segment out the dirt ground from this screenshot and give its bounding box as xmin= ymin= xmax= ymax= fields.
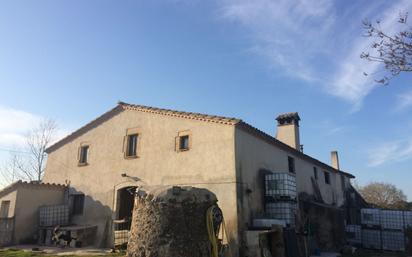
xmin=341 ymin=249 xmax=409 ymax=257
xmin=2 ymin=247 xmax=409 ymax=257
xmin=0 ymin=248 xmax=125 ymax=257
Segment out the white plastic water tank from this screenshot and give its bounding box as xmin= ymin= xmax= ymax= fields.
xmin=361 ymin=208 xmax=380 ymax=227
xmin=264 ymin=172 xmax=297 ymax=199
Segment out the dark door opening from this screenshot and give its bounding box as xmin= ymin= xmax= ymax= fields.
xmin=114 ymin=186 xmax=136 ymax=247
xmin=118 ymin=186 xmax=136 ymax=221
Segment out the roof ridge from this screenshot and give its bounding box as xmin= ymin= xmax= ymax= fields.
xmin=46 ymin=102 xmax=242 ymax=153
xmin=118 ymin=102 xmax=242 ymax=125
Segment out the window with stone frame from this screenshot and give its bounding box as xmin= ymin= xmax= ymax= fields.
xmin=176 ymin=131 xmax=191 ymax=152
xmin=126 ymin=134 xmax=138 ymax=157
xmin=79 ymin=145 xmax=89 ymax=165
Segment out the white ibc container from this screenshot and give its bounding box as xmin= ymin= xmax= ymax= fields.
xmin=380 ymin=210 xmax=404 ymax=230
xmin=252 ymin=219 xmax=286 ymax=228
xmin=264 ymin=173 xmax=297 ymax=199
xmin=361 ymin=208 xmax=380 ymax=227
xmin=39 ymin=204 xmax=69 ymax=227
xmin=345 ymin=225 xmax=361 ymax=244
xmin=265 ymin=202 xmax=297 ymax=227
xmin=382 ymin=230 xmax=405 ymax=251
xmin=362 ymin=229 xmax=381 ymax=250
xmin=403 ymin=211 xmax=412 ymax=229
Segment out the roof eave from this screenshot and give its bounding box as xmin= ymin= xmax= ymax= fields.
xmin=45 ymin=102 xmax=241 ymax=154
xmin=45 ymin=105 xmax=125 ymax=154
xmin=236 ymin=121 xmax=355 ymax=179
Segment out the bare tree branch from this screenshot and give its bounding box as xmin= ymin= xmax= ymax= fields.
xmin=0 ymin=119 xmax=57 ymax=184
xmin=361 ymin=12 xmax=412 ymax=84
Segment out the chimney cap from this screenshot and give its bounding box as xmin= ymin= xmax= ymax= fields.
xmin=276 ymin=112 xmax=300 ymax=126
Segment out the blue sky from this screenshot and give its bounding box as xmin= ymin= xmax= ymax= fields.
xmin=1 ymin=0 xmax=412 ymax=198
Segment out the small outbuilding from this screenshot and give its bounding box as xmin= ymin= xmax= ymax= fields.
xmin=0 ymin=180 xmax=66 ymax=246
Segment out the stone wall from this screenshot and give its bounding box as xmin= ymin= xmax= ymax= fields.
xmin=127 ymin=186 xmax=217 ymax=257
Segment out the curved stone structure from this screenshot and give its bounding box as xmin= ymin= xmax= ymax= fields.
xmin=127 ymin=186 xmax=217 ymax=257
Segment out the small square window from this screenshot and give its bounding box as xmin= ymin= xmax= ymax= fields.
xmin=288 ymin=156 xmax=295 ymax=173
xmin=324 ymin=171 xmax=330 ymax=184
xmin=313 ymin=167 xmax=318 ymax=180
xmin=126 ymin=134 xmax=138 ymax=157
xmin=179 ymin=135 xmax=190 ymax=151
xmin=79 ymin=146 xmax=89 ymax=165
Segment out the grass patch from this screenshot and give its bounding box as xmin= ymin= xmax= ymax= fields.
xmin=0 ymin=249 xmax=126 ymax=257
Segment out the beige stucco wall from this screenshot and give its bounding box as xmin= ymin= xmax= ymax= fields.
xmin=0 ymin=190 xmax=17 ymax=218
xmin=234 ymin=128 xmax=350 ymax=251
xmin=13 ymin=185 xmax=65 ymax=244
xmin=43 ymin=109 xmax=239 ymax=250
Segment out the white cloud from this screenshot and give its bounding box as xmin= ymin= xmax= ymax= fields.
xmin=395 ymin=90 xmax=412 ymax=111
xmin=219 ymin=0 xmax=334 ymax=82
xmin=313 ymin=120 xmax=348 ymax=136
xmin=330 ymin=0 xmax=412 ymax=105
xmin=368 ymin=138 xmax=412 ymax=167
xmin=0 ymin=106 xmax=42 ymax=148
xmin=216 ymin=0 xmax=412 ymax=107
xmin=0 ymin=106 xmax=69 ymax=150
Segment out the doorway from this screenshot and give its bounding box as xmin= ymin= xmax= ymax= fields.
xmin=117 ymin=186 xmax=136 ymax=221
xmin=114 ymin=186 xmax=136 ymax=247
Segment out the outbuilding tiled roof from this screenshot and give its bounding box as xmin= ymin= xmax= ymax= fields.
xmin=0 ymin=180 xmax=66 ymax=198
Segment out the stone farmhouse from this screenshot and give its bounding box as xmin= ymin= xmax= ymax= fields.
xmin=42 ymin=102 xmax=355 ymax=255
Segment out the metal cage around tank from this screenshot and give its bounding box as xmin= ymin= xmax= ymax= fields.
xmin=346 ymin=209 xmax=412 ymax=252
xmin=264 ymin=173 xmax=297 ymax=200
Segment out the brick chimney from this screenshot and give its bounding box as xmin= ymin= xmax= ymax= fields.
xmin=276 ymin=112 xmax=301 ymax=150
xmin=331 ymin=151 xmax=340 ymax=170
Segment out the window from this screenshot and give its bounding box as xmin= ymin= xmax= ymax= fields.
xmin=288 ymin=156 xmax=295 ymax=173
xmin=126 ymin=134 xmax=138 ymax=157
xmin=313 ymin=167 xmax=318 ymax=180
xmin=0 ymin=201 xmax=10 ymax=218
xmin=324 ymin=171 xmax=330 ymax=184
xmin=79 ymin=145 xmax=89 ymax=165
xmin=179 ymin=135 xmax=189 ymax=151
xmin=70 ymin=194 xmax=85 ymax=215
xmin=176 ymin=131 xmax=191 ymax=152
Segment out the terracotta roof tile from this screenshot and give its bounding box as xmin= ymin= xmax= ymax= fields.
xmin=276 ymin=112 xmax=300 ymax=121
xmin=236 ymin=121 xmax=355 ymax=178
xmin=118 ymin=102 xmax=241 ymax=125
xmin=0 ymin=180 xmax=66 ymax=198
